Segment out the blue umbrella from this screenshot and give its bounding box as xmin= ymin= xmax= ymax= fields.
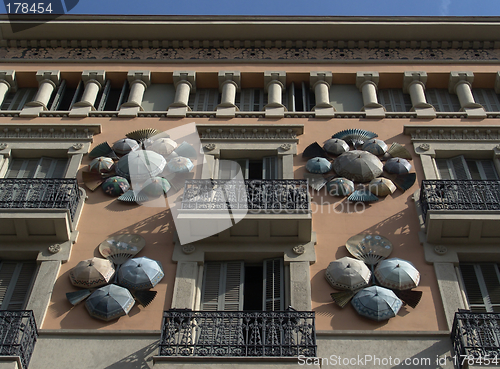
xmin=306 ymin=157 xmax=332 ymax=174
xmin=118 ymin=257 xmax=164 ymax=291
xmin=85 ymin=284 xmax=135 ymax=321
xmin=384 ymin=157 xmax=412 ymax=175
xmin=351 ymin=286 xmax=402 ymax=321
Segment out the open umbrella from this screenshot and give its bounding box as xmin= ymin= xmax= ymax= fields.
xmin=69 ymin=257 xmax=115 ymax=288
xmin=333 ymin=150 xmax=383 ymax=182
xmin=144 ymin=138 xmax=178 ymax=156
xmin=139 ymin=177 xmax=171 ymax=198
xmin=351 ymin=286 xmax=402 ymax=321
xmin=374 ymin=258 xmax=420 ymax=290
xmin=118 ymin=257 xmax=164 ymax=290
xmin=306 ymin=157 xmax=332 ymax=174
xmin=384 ymin=157 xmax=412 ymax=175
xmin=368 ymin=178 xmax=396 ymax=197
xmin=323 ymin=139 xmax=349 ymax=156
xmin=85 ymin=284 xmax=135 ymax=321
xmin=326 ymin=177 xmax=354 ymax=196
xmin=113 ymin=138 xmax=140 ymax=155
xmin=116 ymin=150 xmax=167 ymax=180
xmin=102 ymin=176 xmax=130 ymax=196
xmin=167 ymin=157 xmax=194 ymax=173
xmin=325 ymin=257 xmax=371 ymax=291
xmin=361 ymin=139 xmax=388 ymax=156
xmin=89 ymin=156 xmax=115 ymax=174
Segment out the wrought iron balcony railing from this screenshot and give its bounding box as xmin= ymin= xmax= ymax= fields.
xmin=159 ymin=310 xmax=316 ymax=358
xmin=0 ymin=310 xmax=38 ymax=369
xmin=0 ymin=178 xmax=81 ymax=222
xmin=420 ymin=180 xmax=500 ymax=221
xmin=451 ymin=311 xmax=500 ymax=369
xmin=181 ymin=179 xmax=310 ymax=213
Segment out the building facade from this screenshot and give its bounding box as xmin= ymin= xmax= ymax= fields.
xmin=0 ymin=15 xmax=499 ymax=369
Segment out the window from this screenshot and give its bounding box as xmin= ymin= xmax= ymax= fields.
xmin=48 ymin=80 xmax=84 ymax=111
xmin=1 ymin=88 xmax=37 ymax=110
xmin=435 ymin=155 xmax=498 ymax=180
xmin=460 ymin=264 xmax=500 ymax=312
xmin=96 ymin=80 xmax=130 ymax=111
xmin=287 ymin=82 xmax=315 ymax=112
xmin=472 ymin=89 xmax=500 ymax=112
xmin=189 ymin=89 xmax=219 ymax=111
xmin=425 ymin=89 xmax=461 ymax=112
xmin=6 ymin=157 xmax=68 ymax=179
xmin=200 ymin=259 xmax=284 ymax=311
xmin=0 ymin=261 xmax=37 ymax=310
xmin=218 ymin=157 xmax=278 ymax=180
xmin=236 ymin=89 xmax=267 ymax=111
xmin=378 ymin=89 xmax=412 ymax=112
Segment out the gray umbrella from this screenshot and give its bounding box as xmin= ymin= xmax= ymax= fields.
xmin=362 ymin=139 xmax=388 ymax=156
xmin=115 ymin=150 xmax=167 ymax=180
xmin=85 ymin=284 xmax=135 ymax=321
xmin=118 ymin=257 xmax=164 ymax=290
xmin=384 ymin=157 xmax=412 ymax=175
xmin=333 ymin=150 xmax=383 ymax=182
xmin=351 ymin=286 xmax=402 ymax=321
xmin=323 ymin=139 xmax=349 ymax=156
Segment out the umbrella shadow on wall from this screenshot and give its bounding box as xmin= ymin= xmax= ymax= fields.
xmin=104 ymin=340 xmax=158 ymax=369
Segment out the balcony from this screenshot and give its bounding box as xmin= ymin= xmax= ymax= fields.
xmin=451 ymin=311 xmax=500 ymax=369
xmin=420 ymin=180 xmax=500 ymax=244
xmin=0 ymin=311 xmax=38 ymax=369
xmin=158 ymin=309 xmax=316 ymax=358
xmin=0 ymin=178 xmax=81 ymax=241
xmin=178 ymin=179 xmax=312 ymax=243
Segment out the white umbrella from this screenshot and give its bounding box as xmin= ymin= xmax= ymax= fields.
xmin=374 ymin=258 xmax=420 ymax=290
xmin=325 ymin=257 xmax=371 ymax=291
xmin=115 ymin=150 xmax=167 ymax=180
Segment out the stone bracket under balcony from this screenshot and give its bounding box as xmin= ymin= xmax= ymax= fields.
xmin=420 ymin=180 xmax=500 ymax=244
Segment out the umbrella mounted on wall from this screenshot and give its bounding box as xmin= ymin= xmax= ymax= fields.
xmin=351 ymin=286 xmax=402 ymax=321
xmin=99 ymin=234 xmax=146 ymax=272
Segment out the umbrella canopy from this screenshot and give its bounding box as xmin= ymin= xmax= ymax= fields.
xmin=351 ymin=286 xmax=402 ymax=321
xmin=112 ymin=138 xmax=139 ymax=155
xmin=167 ymin=157 xmax=194 ymax=173
xmin=118 ymin=257 xmax=164 ymax=290
xmin=325 ymin=257 xmax=371 ymax=291
xmin=306 ymin=157 xmax=332 ymax=174
xmin=85 ymin=284 xmax=135 ymax=321
xmin=116 ymin=150 xmax=167 ymax=180
xmin=333 ymin=150 xmax=383 ymax=182
xmin=323 ymin=139 xmax=349 ymax=156
xmin=89 ymin=157 xmax=114 ymax=174
xmin=384 ymin=157 xmax=412 ymax=175
xmin=69 ymin=257 xmax=115 ymax=288
xmin=326 ymin=177 xmax=354 ymax=196
xmin=361 ymin=139 xmax=388 ymax=156
xmin=368 ymin=178 xmax=396 ymax=197
xmin=102 ymin=176 xmax=130 ymax=196
xmin=140 ymin=177 xmax=171 ymax=198
xmin=144 ymin=138 xmax=178 ymax=156
xmin=374 ymin=258 xmax=420 ymax=290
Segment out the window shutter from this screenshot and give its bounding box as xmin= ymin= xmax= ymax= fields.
xmin=205 ymin=89 xmax=219 ymax=111
xmin=262 ymin=157 xmax=278 ymax=180
xmin=378 ymin=90 xmax=392 ymax=112
xmin=237 ymin=90 xmax=251 ymax=111
xmin=301 ymin=82 xmax=310 ymax=112
xmin=201 ymin=262 xmax=223 ymax=311
xmin=0 ymin=261 xmax=37 ymax=310
xmin=223 ymin=262 xmax=244 ymax=311
xmin=473 ymin=89 xmax=500 ymax=112
xmin=97 ymin=80 xmax=111 ymax=111
xmin=449 ymin=156 xmax=471 ymax=180
xmin=478 ymin=160 xmax=499 ymax=180
xmin=435 ymin=159 xmax=452 ymax=180
xmin=34 ymin=158 xmax=68 ymax=178
xmin=426 ymin=89 xmax=460 ymax=112
xmin=49 ymin=80 xmax=67 ymax=111
xmin=479 ymin=265 xmax=500 ymax=312
xmin=460 ymin=264 xmax=488 ymax=312
xmin=288 ymin=82 xmax=296 ymax=112
xmin=117 ymin=80 xmax=130 ymax=110
xmin=263 ymin=258 xmax=284 ymax=311
xmin=218 ymin=159 xmax=247 ymax=180
xmin=201 ymin=261 xmax=244 ymax=311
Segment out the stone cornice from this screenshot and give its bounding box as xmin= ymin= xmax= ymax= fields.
xmin=404 ymin=125 xmax=500 ymax=141
xmin=197 ymin=124 xmax=303 ymax=141
xmin=0 ymin=124 xmax=101 ymax=141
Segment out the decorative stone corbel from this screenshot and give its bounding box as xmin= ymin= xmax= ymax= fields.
xmin=20 ymin=70 xmax=60 ymax=117
xmin=264 ymin=71 xmax=286 ymax=119
xmin=168 ymin=71 xmax=196 ymax=118
xmin=448 ymin=71 xmax=485 ymax=119
xmin=216 ymin=71 xmax=240 ymax=118
xmin=118 ymin=70 xmax=151 ymax=117
xmin=69 ymin=70 xmax=106 ymax=117
xmin=310 ymin=71 xmax=334 ymax=118
xmin=356 ymin=71 xmax=385 ymax=118
xmin=403 ymin=71 xmax=436 ymax=118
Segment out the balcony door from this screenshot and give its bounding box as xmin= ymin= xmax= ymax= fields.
xmin=435 ymin=155 xmax=498 ymax=180
xmin=6 ymin=157 xmax=68 ymax=179
xmin=218 ymin=157 xmax=278 ymax=180
xmin=200 ymin=259 xmax=284 ymax=311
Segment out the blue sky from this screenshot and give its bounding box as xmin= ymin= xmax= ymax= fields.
xmin=0 ymin=0 xmax=499 ymax=16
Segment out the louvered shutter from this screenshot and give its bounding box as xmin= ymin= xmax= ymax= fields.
xmin=205 ymin=89 xmax=219 ymax=111
xmin=201 ymin=261 xmax=244 ymax=311
xmin=116 ymin=80 xmax=130 ymax=110
xmin=435 ymin=159 xmax=452 ymax=180
xmin=478 ymin=160 xmax=499 ymax=180
xmin=460 ymin=264 xmax=488 ymax=312
xmin=237 ymin=89 xmax=252 ymax=111
xmin=473 ymin=89 xmax=500 ymax=112
xmin=426 ymin=89 xmax=461 ymax=112
xmin=460 ymin=264 xmax=500 ymax=312
xmin=6 ymin=158 xmax=68 ymax=179
xmin=97 ymin=80 xmax=111 ymax=111
xmin=263 ymin=258 xmax=284 ymax=311
xmin=449 ymin=156 xmax=471 ymax=180
xmin=49 ymin=80 xmax=67 ymax=111
xmin=288 ymin=82 xmax=296 ymax=112
xmin=0 ymin=261 xmax=37 ymax=310
xmin=262 ymin=157 xmax=278 ymax=179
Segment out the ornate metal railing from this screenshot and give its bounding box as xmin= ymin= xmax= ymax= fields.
xmin=0 ymin=178 xmax=81 ymax=222
xmin=159 ymin=310 xmax=316 ymax=358
xmin=0 ymin=310 xmax=38 ymax=369
xmin=420 ymin=180 xmax=500 ymax=221
xmin=181 ymin=179 xmax=310 ymax=212
xmin=451 ymin=311 xmax=500 ymax=369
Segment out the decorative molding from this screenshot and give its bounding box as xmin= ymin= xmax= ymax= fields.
xmin=418 ymin=143 xmax=430 ymax=151
xmin=203 ymin=143 xmax=216 ymax=151
xmin=292 ymin=245 xmax=305 ymax=255
xmin=434 ymin=245 xmax=447 ymax=255
xmin=404 ymin=126 xmax=500 ymax=141
xmin=0 ymin=124 xmax=101 ymax=141
xmin=182 ymin=245 xmax=195 ymax=254
xmin=198 ymin=124 xmax=304 ymax=141
xmin=0 ymin=143 xmax=7 ymax=150
xmin=48 ymin=244 xmax=61 ymax=254
xmin=280 ymin=143 xmax=292 ymax=151
xmin=1 ymin=47 xmax=499 ymax=62
xmin=72 ymin=143 xmax=84 ymax=150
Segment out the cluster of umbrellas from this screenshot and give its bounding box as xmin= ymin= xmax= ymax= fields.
xmin=83 ymin=128 xmax=198 ymax=203
xmin=303 ymin=129 xmax=416 ymax=203
xmin=325 ymin=233 xmax=422 ymax=321
xmin=66 ymin=234 xmax=165 ymax=321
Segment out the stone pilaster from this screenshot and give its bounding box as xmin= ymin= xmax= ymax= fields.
xmin=118 ymin=70 xmax=151 ymax=117
xmin=20 ymin=70 xmax=60 ymax=117
xmin=168 ymin=71 xmax=196 ymax=118
xmin=216 ymin=71 xmax=240 ymax=118
xmin=356 ymin=71 xmax=385 ymax=118
xmin=310 ymin=71 xmax=334 ymax=118
xmin=69 ymin=70 xmax=105 ymax=117
xmin=264 ymin=71 xmax=286 ymax=118
xmin=403 ymin=71 xmax=436 ymax=118
xmin=449 ymin=71 xmax=485 ymax=118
